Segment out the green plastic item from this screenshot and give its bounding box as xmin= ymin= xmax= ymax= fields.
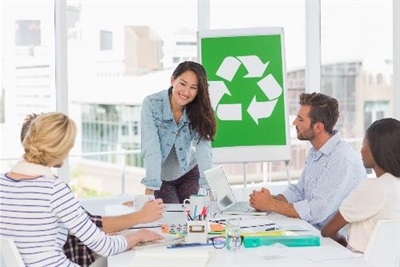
xmin=243 ymin=235 xmax=320 ymax=248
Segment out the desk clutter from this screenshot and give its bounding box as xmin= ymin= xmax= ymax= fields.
xmin=114 ymin=198 xmax=321 ymax=250
xmin=160 ymin=222 xmax=225 ymax=235
xmin=107 ymin=204 xmax=369 ymax=267
xmin=160 ymin=222 xmax=226 ymax=244
xmin=154 ymin=217 xmax=321 ymax=249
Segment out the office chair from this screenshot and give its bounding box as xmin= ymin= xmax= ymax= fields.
xmin=0 ymin=237 xmax=25 ymax=267
xmin=363 ymin=219 xmax=400 ymax=267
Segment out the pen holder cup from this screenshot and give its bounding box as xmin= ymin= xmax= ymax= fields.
xmin=185 ymin=221 xmax=208 ymax=244
xmin=183 ymin=195 xmax=208 ymax=220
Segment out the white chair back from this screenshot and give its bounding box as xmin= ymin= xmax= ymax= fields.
xmin=363 ymin=219 xmax=400 ymax=267
xmin=0 ymin=237 xmax=25 ymax=267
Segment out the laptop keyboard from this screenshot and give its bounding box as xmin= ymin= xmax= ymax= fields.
xmin=225 ymin=201 xmax=255 ymax=212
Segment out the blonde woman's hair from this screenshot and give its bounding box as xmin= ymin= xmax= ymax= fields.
xmin=22 ymin=112 xmax=77 ymax=166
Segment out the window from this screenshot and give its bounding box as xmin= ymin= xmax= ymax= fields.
xmin=1 ymin=0 xmax=398 ymax=199
xmin=100 ymin=30 xmax=113 ymax=50
xmin=364 ymin=101 xmax=390 ymax=130
xmin=210 ymin=0 xmax=307 ymax=184
xmin=321 ymin=0 xmax=393 ymax=154
xmin=66 ymin=0 xmax=197 ymax=197
xmin=15 ymin=20 xmax=41 ymax=46
xmin=0 ymin=1 xmax=56 ymax=167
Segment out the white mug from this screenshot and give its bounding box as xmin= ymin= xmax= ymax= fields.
xmin=134 ymin=194 xmax=155 ymax=210
xmin=183 ymin=195 xmax=208 ymax=220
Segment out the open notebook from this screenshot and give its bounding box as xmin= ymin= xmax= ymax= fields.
xmin=204 ymin=166 xmax=268 ymax=216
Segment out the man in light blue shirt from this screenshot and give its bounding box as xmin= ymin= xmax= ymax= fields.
xmin=249 ymin=92 xmax=366 ymax=229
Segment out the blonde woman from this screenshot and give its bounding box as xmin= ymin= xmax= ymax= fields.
xmin=0 ymin=112 xmax=162 ymax=266
xmin=19 ymin=113 xmax=165 ymax=266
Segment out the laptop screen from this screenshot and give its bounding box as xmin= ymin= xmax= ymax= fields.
xmin=204 ymin=166 xmax=237 ymax=210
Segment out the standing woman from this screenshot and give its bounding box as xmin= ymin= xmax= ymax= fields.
xmin=141 ymin=61 xmax=216 ymax=203
xmin=321 ymin=118 xmax=400 ymax=253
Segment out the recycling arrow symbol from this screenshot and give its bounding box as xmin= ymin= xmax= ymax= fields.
xmin=209 ymin=55 xmax=282 ymax=125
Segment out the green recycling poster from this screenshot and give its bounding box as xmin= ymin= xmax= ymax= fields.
xmin=198 ymin=28 xmax=291 ymax=163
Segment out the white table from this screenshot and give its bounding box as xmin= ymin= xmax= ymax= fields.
xmin=106 ymin=205 xmax=372 ymax=267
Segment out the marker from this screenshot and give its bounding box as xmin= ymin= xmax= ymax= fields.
xmin=209 ymin=219 xmax=226 ymax=224
xmin=167 ymin=242 xmax=213 ymax=249
xmin=193 ymin=205 xmax=198 ymax=220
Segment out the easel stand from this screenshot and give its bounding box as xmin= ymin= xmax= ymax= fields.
xmin=241 ymin=160 xmax=291 ymax=197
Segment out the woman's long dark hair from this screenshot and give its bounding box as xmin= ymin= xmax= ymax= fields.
xmin=366 ymin=118 xmax=400 ymax=177
xmin=170 ymin=61 xmax=216 ymax=141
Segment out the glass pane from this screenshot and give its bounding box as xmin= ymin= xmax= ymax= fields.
xmin=0 ymin=1 xmax=56 ymax=171
xmin=321 ymin=0 xmax=393 ymax=155
xmin=66 ymin=0 xmax=198 ymax=198
xmin=210 ymin=0 xmax=305 ymax=72
xmin=210 ymin=0 xmax=306 ymax=187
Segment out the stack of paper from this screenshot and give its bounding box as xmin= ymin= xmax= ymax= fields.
xmin=132 ymin=248 xmax=214 ymax=266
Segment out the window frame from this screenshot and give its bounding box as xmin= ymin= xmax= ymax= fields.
xmin=53 ymin=0 xmax=400 ymax=188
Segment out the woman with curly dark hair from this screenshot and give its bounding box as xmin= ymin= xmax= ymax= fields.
xmin=141 ymin=61 xmax=216 ymax=203
xmin=322 ymin=118 xmax=400 ymax=253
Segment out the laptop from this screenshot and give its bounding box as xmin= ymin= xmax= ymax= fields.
xmin=204 ymin=166 xmax=268 ymax=216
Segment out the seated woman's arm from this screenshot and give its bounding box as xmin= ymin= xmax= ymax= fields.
xmin=102 ymin=199 xmax=164 ymax=233
xmin=321 ymin=211 xmax=349 ymax=247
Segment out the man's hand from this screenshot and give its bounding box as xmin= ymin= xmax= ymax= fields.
xmin=137 ymin=198 xmax=164 ymax=224
xmin=249 ymin=187 xmax=273 ymax=211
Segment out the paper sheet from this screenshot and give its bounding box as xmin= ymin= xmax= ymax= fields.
xmin=256 ymin=243 xmax=362 ymax=262
xmin=239 ymin=218 xmax=275 ymax=228
xmin=256 ymin=243 xmax=294 ymax=260
xmin=105 ymin=204 xmax=187 ymax=229
xmin=288 ymin=245 xmax=363 ymax=262
xmin=133 ymin=248 xmax=214 ymax=266
xmin=277 ymin=224 xmax=310 ymax=232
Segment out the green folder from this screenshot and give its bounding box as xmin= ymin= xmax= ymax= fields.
xmin=243 ymin=235 xmax=320 ymax=248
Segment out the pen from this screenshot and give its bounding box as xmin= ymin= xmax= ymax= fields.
xmin=129 ymin=225 xmax=160 ymax=230
xmin=241 ymin=223 xmax=275 ymax=229
xmin=265 ymin=226 xmax=277 ymax=231
xmin=167 ymin=210 xmax=184 ymax=213
xmin=185 ymin=211 xmax=193 ymax=221
xmin=167 ymin=242 xmax=213 ymax=249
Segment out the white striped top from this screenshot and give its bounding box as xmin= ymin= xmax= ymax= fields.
xmin=0 ymin=169 xmax=127 ymax=266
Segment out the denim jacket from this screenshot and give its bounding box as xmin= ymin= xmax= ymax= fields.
xmin=140 ymin=89 xmax=212 ymax=190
